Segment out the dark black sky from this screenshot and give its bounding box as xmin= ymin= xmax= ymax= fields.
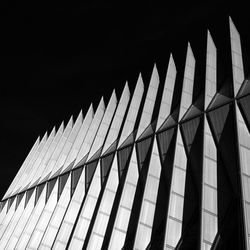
xmin=1 ymin=1 xmax=250 ymax=199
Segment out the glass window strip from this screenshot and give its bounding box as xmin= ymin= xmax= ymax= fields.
xmin=68 ymin=163 xmax=101 ymax=249
xmin=0 ymin=195 xmax=26 ymax=248
xmin=87 ymin=155 xmax=119 ymax=249
xmin=235 ymin=105 xmax=250 ymax=249
xmin=4 ymin=189 xmax=36 ymax=250
xmin=38 ymin=174 xmax=71 ymax=249
xmin=14 ymin=184 xmax=47 ymax=249
xmin=26 ymin=179 xmax=59 ymax=249
xmin=134 ymin=139 xmax=161 ymax=249
xmin=164 ymin=127 xmax=187 ymax=249
xmin=108 ymin=147 xmax=139 ymax=250
xmin=52 ymin=165 xmax=86 ymax=249
xmin=201 ymin=117 xmax=218 ymax=248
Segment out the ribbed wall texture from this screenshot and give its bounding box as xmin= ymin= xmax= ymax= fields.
xmin=0 ymin=17 xmax=250 ymax=250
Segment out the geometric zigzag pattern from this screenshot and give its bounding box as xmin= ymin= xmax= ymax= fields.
xmin=0 ymin=17 xmax=250 ymax=250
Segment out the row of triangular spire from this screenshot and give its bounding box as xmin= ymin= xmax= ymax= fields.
xmin=2 ymin=16 xmax=245 ymax=201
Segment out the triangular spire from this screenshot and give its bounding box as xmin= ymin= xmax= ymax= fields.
xmin=118 ymin=75 xmax=144 ymax=147
xmin=66 ymin=115 xmax=74 ymax=129
xmin=137 ymin=73 xmax=144 ymax=88
xmin=87 ymin=103 xmax=94 ymax=118
xmin=41 ymin=131 xmax=48 ymax=142
xmin=207 ymin=30 xmax=216 ymax=53
xmin=57 ymin=121 xmax=64 ymax=133
xmin=70 ymin=111 xmax=83 ymax=138
xmin=179 ymin=42 xmax=195 ymax=120
xmin=61 ymin=103 xmax=94 ymax=173
xmin=124 ymin=81 xmax=130 ymax=93
xmin=73 ymin=97 xmax=105 ymax=168
xmin=34 ymin=136 xmax=41 ymax=146
xmin=95 ymin=96 xmax=105 ymax=118
xmin=87 ymin=91 xmax=117 ymax=162
xmin=107 ymin=89 xmax=117 ymax=109
xmin=168 ymin=54 xmax=177 ymax=79
xmin=149 ymin=63 xmax=160 ymax=88
xmin=136 ymin=68 xmax=159 ymax=139
xmin=119 ymin=82 xmax=130 ymax=105
xmin=229 ymin=16 xmax=245 ymax=96
xmin=186 ymin=42 xmax=195 ymax=66
xmin=49 ymin=114 xmax=77 ymax=178
xmin=205 ymin=30 xmax=217 ymax=110
xmin=102 ymin=82 xmax=130 ymax=155
xmin=75 ymin=109 xmax=83 ymax=124
xmin=50 ymin=126 xmax=56 ymax=137
xmin=58 ymin=116 xmax=73 ymax=141
xmin=156 ymin=54 xmax=177 ymax=130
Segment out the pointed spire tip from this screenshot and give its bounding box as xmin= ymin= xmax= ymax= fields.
xmin=125 ymin=81 xmax=130 ymax=93
xmin=98 ymin=96 xmax=105 ymax=108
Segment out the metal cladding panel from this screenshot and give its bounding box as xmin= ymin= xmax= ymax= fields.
xmin=3 ymin=136 xmax=40 ymax=200
xmin=179 ymin=43 xmax=195 ymax=120
xmin=15 ymin=184 xmax=46 ymax=249
xmin=0 ymin=202 xmax=8 ymax=225
xmin=38 ymin=173 xmax=71 ymax=249
xmin=87 ymin=90 xmax=117 ymax=162
xmin=134 ymin=138 xmax=161 ymax=249
xmin=52 ymin=166 xmax=86 ymax=249
xmin=136 ymin=65 xmax=159 ymax=139
xmin=118 ymin=75 xmax=144 ymax=147
xmin=50 ymin=111 xmax=83 ymax=178
xmin=164 ymin=128 xmax=187 ymax=249
xmin=163 ymin=46 xmax=195 ymax=249
xmin=24 ymin=128 xmax=56 ymax=190
xmin=68 ymin=162 xmax=101 ymax=249
xmin=26 ymin=178 xmax=58 ymax=249
xmin=229 ymin=17 xmax=245 ymax=96
xmin=0 ymin=196 xmax=17 ymax=235
xmin=73 ymin=97 xmax=105 ymax=168
xmin=205 ymin=31 xmax=217 ymax=110
xmin=108 ymin=146 xmax=139 ymax=250
xmin=30 ymin=122 xmax=64 ymax=187
xmin=235 ymin=105 xmax=250 ymax=250
xmin=201 ymin=118 xmax=218 ymax=249
xmin=40 ymin=117 xmax=73 ymax=182
xmin=0 ymin=192 xmax=26 ymax=248
xmin=102 ymin=83 xmax=130 ymax=155
xmin=4 ymin=189 xmax=36 ymax=250
xmin=156 ymin=55 xmax=176 ymax=131
xmin=62 ymin=104 xmax=94 ymax=172
xmin=87 ymin=154 xmax=119 ymax=249
xmin=11 ymin=133 xmax=47 ymax=196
